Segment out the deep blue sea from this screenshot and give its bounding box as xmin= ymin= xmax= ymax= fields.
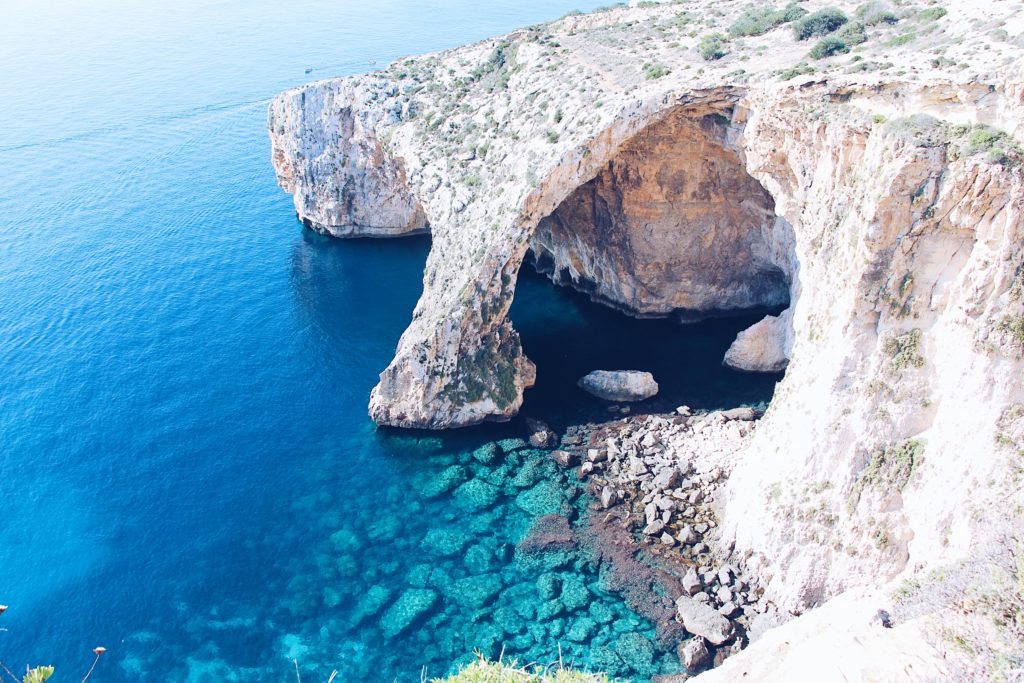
xmin=0 ymin=2 xmax=780 ymax=681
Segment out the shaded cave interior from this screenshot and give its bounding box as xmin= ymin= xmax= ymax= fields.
xmin=511 ymin=107 xmax=795 ymax=419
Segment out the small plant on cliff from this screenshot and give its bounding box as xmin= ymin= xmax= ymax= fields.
xmin=917 ymin=7 xmax=948 ymax=22
xmin=848 ymin=438 xmax=925 ymax=511
xmin=884 ymin=328 xmax=925 ymax=372
xmin=810 ymin=36 xmax=850 ymax=59
xmin=856 ymin=1 xmax=899 ymax=26
xmin=698 ymin=33 xmax=729 ymax=60
xmin=643 ymin=63 xmax=670 ymax=79
xmin=793 ymin=7 xmax=849 ymax=40
xmin=959 ymin=124 xmax=1024 ymax=167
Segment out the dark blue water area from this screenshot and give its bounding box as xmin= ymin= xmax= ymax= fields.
xmin=0 ymin=2 xmax=782 ymax=681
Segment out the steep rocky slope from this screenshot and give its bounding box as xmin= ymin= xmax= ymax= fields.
xmin=271 ymin=0 xmax=1024 ymax=677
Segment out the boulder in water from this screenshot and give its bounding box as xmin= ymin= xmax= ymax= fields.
xmin=577 ymin=370 xmax=659 ymax=402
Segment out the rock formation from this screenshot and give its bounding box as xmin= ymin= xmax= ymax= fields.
xmin=271 ymin=0 xmax=1024 ymax=676
xmin=578 ymin=370 xmax=659 ymax=402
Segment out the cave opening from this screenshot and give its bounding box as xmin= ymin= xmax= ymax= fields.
xmin=509 ymin=107 xmax=794 ymax=427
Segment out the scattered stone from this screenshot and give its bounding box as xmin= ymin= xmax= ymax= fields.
xmin=679 ymin=636 xmax=710 ymax=670
xmin=526 ymin=417 xmax=556 ymax=448
xmin=676 ymin=594 xmax=735 ymax=645
xmin=587 ymin=448 xmax=607 ymax=463
xmin=721 ymin=406 xmax=756 ymax=421
xmin=677 ymin=525 xmax=697 ymax=545
xmin=718 ymin=601 xmax=741 ymax=618
xmin=643 ymin=519 xmax=666 ymax=536
xmin=681 ymin=567 xmax=702 ymax=596
xmin=601 ymin=485 xmax=617 ymax=509
xmin=660 ymin=532 xmax=676 ymax=545
xmin=578 ymin=370 xmax=659 ymax=402
xmin=380 ymin=589 xmax=438 ymax=638
xmin=874 ymin=608 xmax=894 ymax=628
xmin=551 ymin=449 xmax=575 ymax=468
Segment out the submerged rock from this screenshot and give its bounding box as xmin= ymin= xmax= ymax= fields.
xmin=578 ymin=370 xmax=659 ymax=402
xmin=380 ymin=588 xmax=438 ymax=638
xmin=448 ymin=573 xmax=504 ymax=609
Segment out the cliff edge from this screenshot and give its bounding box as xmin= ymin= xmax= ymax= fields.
xmin=270 ymin=0 xmax=1024 ymax=676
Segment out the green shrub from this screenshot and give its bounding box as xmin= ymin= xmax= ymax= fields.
xmin=435 ymin=658 xmax=613 ymax=683
xmin=959 ymin=124 xmax=1024 ymax=166
xmin=698 ymin=32 xmax=729 ymax=60
xmin=728 ymin=3 xmax=807 ymax=37
xmin=884 ymin=328 xmax=925 ymax=371
xmin=545 ymin=130 xmax=560 ymax=144
xmin=856 ymin=1 xmax=899 ymax=25
xmin=779 ymin=62 xmax=816 ymax=80
xmin=885 ymin=31 xmax=916 ymax=46
xmin=838 ymin=20 xmax=868 ymax=45
xmin=918 ymin=7 xmax=947 ymax=21
xmin=793 ymin=7 xmax=849 ymax=40
xmin=810 ymin=36 xmax=849 ymax=58
xmin=644 ymin=63 xmax=671 ymax=79
xmin=790 ymin=7 xmax=847 ymax=40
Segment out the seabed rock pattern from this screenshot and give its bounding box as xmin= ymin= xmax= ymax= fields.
xmin=120 ymin=434 xmax=692 ymax=681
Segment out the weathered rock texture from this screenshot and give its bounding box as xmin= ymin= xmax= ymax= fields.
xmin=271 ymin=0 xmax=1024 ymax=676
xmin=529 ymin=110 xmax=790 ymax=317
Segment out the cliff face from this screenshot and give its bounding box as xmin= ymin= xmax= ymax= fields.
xmin=270 ymin=0 xmax=1024 ymax=662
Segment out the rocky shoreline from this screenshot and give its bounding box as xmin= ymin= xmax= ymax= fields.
xmin=532 ymin=404 xmax=783 ymax=678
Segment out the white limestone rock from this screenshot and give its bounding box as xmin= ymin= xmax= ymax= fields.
xmin=578 ymin=370 xmax=659 ymax=402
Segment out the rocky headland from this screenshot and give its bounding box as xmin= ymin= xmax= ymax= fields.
xmin=270 ymin=0 xmax=1024 ymax=678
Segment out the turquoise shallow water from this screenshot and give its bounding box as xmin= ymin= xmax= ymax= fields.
xmin=0 ymin=2 xmax=780 ymax=681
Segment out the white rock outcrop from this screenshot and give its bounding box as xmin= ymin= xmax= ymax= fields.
xmin=578 ymin=370 xmax=659 ymax=402
xmin=271 ymin=0 xmax=1024 ymax=676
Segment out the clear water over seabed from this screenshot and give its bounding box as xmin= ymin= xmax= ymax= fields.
xmin=0 ymin=2 xmax=780 ymax=681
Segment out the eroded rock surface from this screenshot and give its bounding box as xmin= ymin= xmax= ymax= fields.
xmin=272 ymin=0 xmax=1024 ymax=676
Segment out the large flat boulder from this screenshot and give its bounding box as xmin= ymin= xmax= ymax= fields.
xmin=676 ymin=594 xmax=734 ymax=645
xmin=578 ymin=370 xmax=659 ymax=402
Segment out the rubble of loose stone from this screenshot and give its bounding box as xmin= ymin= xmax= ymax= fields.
xmin=555 ymin=405 xmax=780 ymax=673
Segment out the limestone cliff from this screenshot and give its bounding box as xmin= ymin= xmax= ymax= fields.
xmin=271 ymin=0 xmax=1024 ymax=675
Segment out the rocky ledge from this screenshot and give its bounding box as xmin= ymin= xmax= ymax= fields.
xmin=562 ymin=407 xmax=780 ymax=675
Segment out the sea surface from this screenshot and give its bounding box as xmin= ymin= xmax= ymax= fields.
xmin=0 ymin=2 xmax=780 ymax=681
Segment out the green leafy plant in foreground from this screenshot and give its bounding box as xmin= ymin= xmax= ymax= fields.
xmin=0 ymin=605 xmax=106 ymax=683
xmin=436 ymin=655 xmax=613 ymax=683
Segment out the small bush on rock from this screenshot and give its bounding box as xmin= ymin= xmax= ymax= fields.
xmin=810 ymin=36 xmax=850 ymax=58
xmin=793 ymin=7 xmax=849 ymax=40
xmin=698 ymin=32 xmax=729 ymax=60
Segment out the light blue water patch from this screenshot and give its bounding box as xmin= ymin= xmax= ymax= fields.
xmin=0 ymin=1 xmax=780 ymax=681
